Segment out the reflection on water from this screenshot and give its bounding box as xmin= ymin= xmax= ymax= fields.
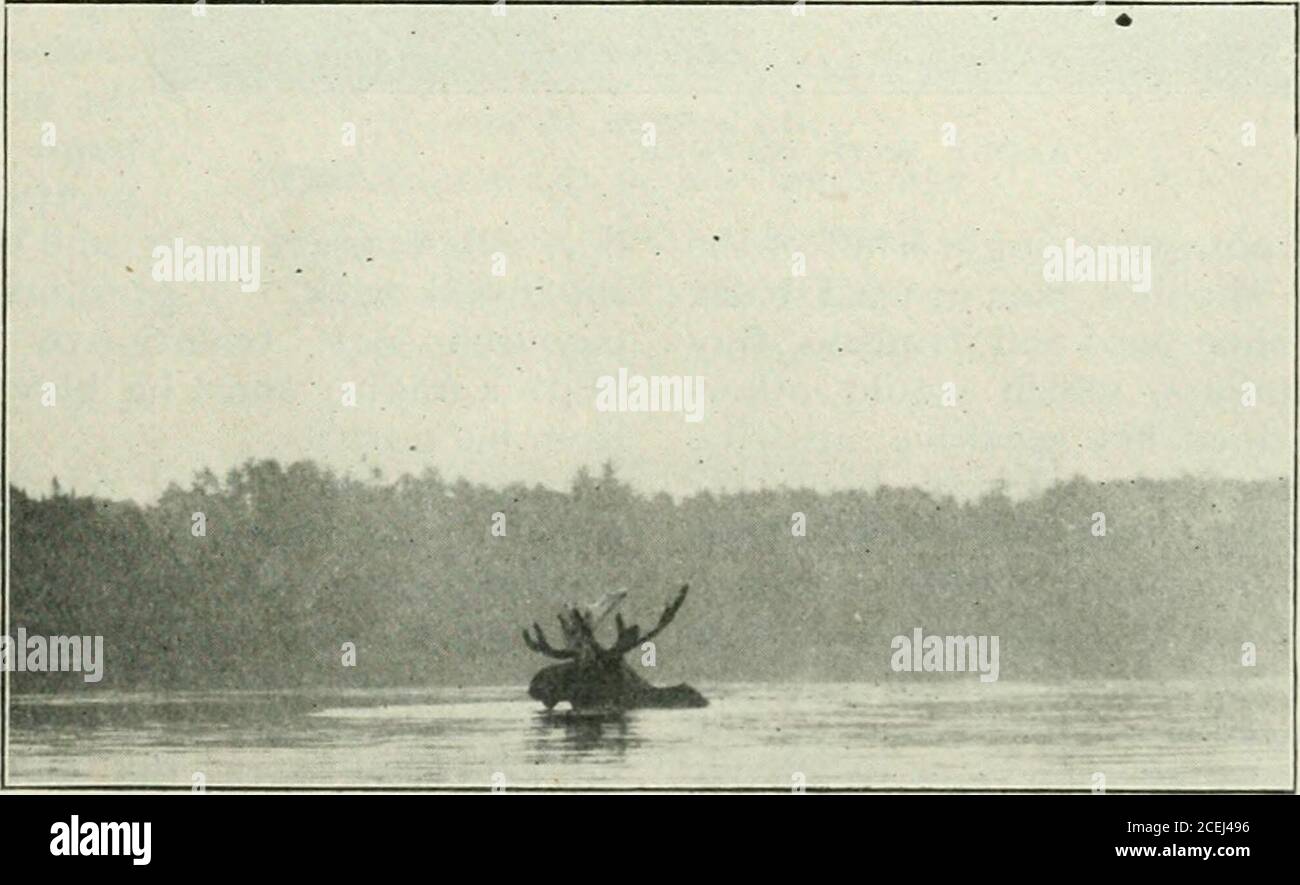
xmin=530 ymin=711 xmax=640 ymax=759
xmin=8 ymin=679 xmax=1290 ymax=789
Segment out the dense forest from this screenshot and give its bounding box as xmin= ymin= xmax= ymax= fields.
xmin=8 ymin=461 xmax=1291 ymax=692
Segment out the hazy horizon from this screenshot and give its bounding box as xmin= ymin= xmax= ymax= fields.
xmin=7 ymin=456 xmax=1294 ymax=508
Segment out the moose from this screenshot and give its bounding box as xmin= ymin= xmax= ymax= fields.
xmin=521 ymin=584 xmax=708 ymax=712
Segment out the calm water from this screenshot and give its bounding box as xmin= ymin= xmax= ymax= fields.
xmin=8 ymin=680 xmax=1290 ymax=789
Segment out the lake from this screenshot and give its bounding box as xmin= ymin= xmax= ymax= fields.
xmin=8 ymin=679 xmax=1290 ymax=790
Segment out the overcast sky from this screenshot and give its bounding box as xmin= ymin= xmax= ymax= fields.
xmin=5 ymin=5 xmax=1295 ymax=501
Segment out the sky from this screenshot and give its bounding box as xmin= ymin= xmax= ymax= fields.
xmin=4 ymin=4 xmax=1295 ymax=502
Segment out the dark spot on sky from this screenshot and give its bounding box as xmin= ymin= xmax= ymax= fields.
xmin=712 ymin=235 xmax=720 ymax=242
xmin=1116 ymin=14 xmax=1132 ymax=27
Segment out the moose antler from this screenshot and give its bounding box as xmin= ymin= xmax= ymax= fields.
xmin=562 ymin=605 xmax=605 ymax=652
xmin=521 ymin=622 xmax=577 ymax=659
xmin=523 ymin=585 xmax=691 ymax=660
xmin=608 ymin=584 xmax=690 ymax=655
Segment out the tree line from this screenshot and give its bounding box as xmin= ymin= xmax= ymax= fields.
xmin=8 ymin=461 xmax=1290 ymax=692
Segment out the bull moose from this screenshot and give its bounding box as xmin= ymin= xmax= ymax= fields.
xmin=521 ymin=584 xmax=707 ymax=712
